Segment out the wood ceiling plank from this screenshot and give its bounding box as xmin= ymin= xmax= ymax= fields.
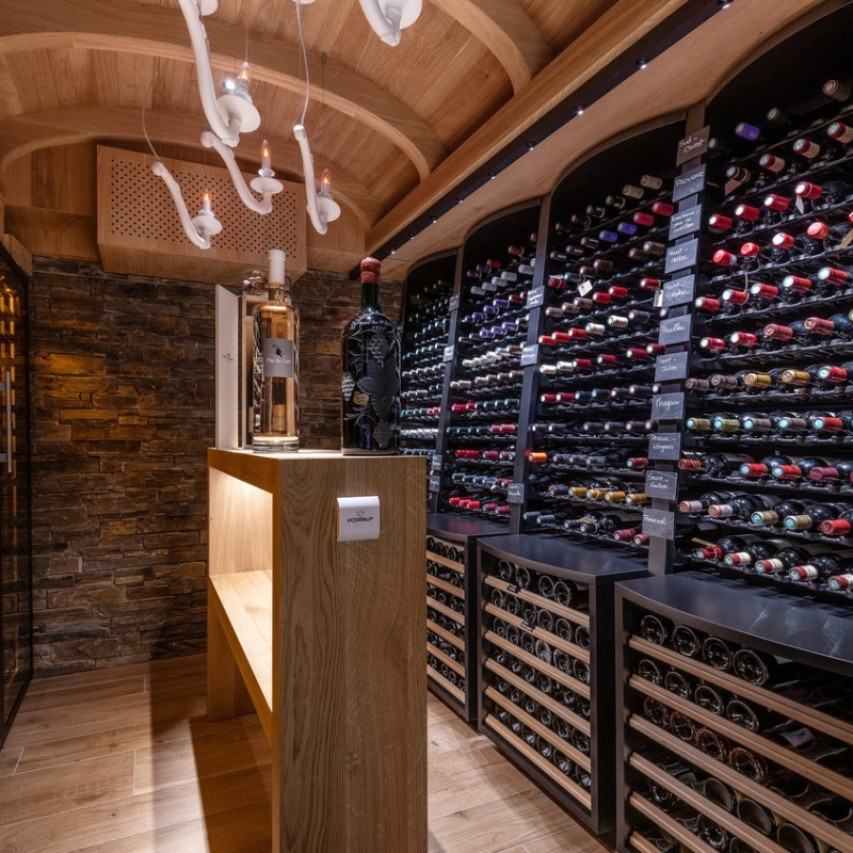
xmin=367 ymin=0 xmax=691 ymax=251
xmin=0 ymin=107 xmax=384 ymax=228
xmin=523 ymin=0 xmax=622 ymax=51
xmin=428 ymin=0 xmax=552 ymax=92
xmin=0 ymin=0 xmax=445 ymax=179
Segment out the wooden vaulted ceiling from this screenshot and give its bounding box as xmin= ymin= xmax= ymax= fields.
xmin=0 ymin=0 xmax=840 ymax=276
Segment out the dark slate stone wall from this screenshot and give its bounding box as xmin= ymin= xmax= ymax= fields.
xmin=29 ymin=258 xmax=401 ymax=674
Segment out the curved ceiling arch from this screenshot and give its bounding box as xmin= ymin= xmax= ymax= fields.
xmin=0 ymin=0 xmax=446 ymax=180
xmin=427 ymin=0 xmax=552 ymax=92
xmin=0 ymin=106 xmax=383 ymax=228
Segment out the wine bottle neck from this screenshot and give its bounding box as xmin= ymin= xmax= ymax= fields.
xmin=269 ymin=282 xmax=289 ymax=304
xmin=361 ymin=280 xmax=381 ymax=310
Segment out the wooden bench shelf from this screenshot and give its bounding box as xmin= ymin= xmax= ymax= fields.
xmin=207 ymin=449 xmax=426 ymax=853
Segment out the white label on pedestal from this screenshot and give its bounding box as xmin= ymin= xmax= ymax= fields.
xmin=337 ymin=496 xmax=381 ymax=542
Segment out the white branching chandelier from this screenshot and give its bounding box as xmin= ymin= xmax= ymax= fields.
xmin=149 ymin=0 xmax=423 ymax=247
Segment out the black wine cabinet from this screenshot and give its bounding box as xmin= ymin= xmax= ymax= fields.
xmin=477 ymin=534 xmax=646 ymax=839
xmin=426 ymin=513 xmax=507 ymax=721
xmin=615 ymin=572 xmax=853 ymax=853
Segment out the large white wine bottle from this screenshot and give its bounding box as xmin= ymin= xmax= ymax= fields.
xmin=252 ymin=249 xmax=299 ymax=452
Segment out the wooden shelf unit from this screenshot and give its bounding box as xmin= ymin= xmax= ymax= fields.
xmin=477 ymin=534 xmax=647 ymax=840
xmin=615 ymin=573 xmax=853 ymax=853
xmin=207 ymin=449 xmax=427 ymax=853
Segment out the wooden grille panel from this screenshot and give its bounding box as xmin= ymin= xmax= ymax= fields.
xmin=97 ymin=145 xmax=306 ymax=285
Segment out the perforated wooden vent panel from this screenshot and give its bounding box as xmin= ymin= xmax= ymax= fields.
xmin=97 ymin=145 xmax=306 ymax=284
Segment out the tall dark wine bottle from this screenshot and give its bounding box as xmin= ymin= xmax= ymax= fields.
xmin=341 ymin=257 xmax=402 ymax=454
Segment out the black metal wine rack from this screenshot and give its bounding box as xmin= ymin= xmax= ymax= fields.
xmin=425 ymin=513 xmax=507 ymax=721
xmin=478 ymin=534 xmax=646 ymax=840
xmin=615 ymin=572 xmax=853 ymax=853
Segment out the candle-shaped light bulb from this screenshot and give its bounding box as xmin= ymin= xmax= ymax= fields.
xmin=200 ymin=192 xmax=213 ymax=216
xmin=261 ymin=141 xmax=272 ymax=173
xmin=238 ymin=62 xmax=251 ymax=83
xmin=320 ymin=169 xmax=333 ymax=198
xmin=268 ymin=248 xmax=286 ymax=285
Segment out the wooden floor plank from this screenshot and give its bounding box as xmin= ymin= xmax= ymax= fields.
xmin=25 ymin=656 xmax=206 ymax=696
xmin=427 ymin=787 xmax=581 ymax=853
xmin=0 ymin=765 xmax=272 ymax=853
xmin=18 ymin=676 xmax=147 ymax=713
xmin=0 ymin=752 xmax=135 ymax=826
xmin=0 ymin=745 xmax=22 ymax=777
xmin=66 ymin=800 xmax=272 ymax=853
xmin=133 ymin=722 xmax=270 ymax=794
xmin=0 ymin=655 xmax=609 ymax=853
xmin=13 ymin=714 xmax=259 ymax=776
xmin=4 ymin=689 xmax=208 ymax=749
xmin=523 ymin=826 xmax=610 ymax=852
xmin=429 ymin=738 xmax=534 ymax=820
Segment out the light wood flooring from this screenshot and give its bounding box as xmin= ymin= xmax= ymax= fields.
xmin=0 ymin=655 xmax=611 ymax=853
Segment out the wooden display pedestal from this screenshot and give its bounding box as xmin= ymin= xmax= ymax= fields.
xmin=206 ymin=449 xmax=427 ymax=853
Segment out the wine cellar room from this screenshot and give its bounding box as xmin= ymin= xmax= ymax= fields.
xmin=4 ymin=0 xmax=853 ymax=852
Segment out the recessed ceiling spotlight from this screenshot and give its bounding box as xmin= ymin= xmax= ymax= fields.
xmin=637 ymin=57 xmax=649 ymax=70
xmin=576 ymin=105 xmax=585 ymax=116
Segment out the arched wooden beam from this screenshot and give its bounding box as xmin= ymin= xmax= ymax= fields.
xmin=0 ymin=0 xmax=445 ymax=179
xmin=0 ymin=106 xmax=383 ymax=228
xmin=428 ymin=0 xmax=551 ymax=92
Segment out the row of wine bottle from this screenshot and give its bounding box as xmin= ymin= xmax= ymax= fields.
xmin=490 ymin=673 xmax=590 ymax=755
xmin=490 ymin=646 xmax=592 ymax=720
xmin=426 ymin=654 xmax=464 ymax=691
xmin=489 ymin=587 xmax=591 ymax=648
xmin=678 ymin=451 xmax=853 ymax=482
xmin=685 ymin=409 xmax=853 ymax=437
xmin=426 ymin=629 xmax=464 ymax=666
xmin=491 ymin=616 xmax=591 ymax=684
xmin=637 ymin=754 xmax=850 ymax=853
xmin=492 ymin=559 xmax=588 ymax=609
xmin=487 ymin=707 xmax=592 ymax=791
xmin=637 ymin=613 xmax=798 ymax=686
xmin=682 ymin=489 xmax=853 ymax=535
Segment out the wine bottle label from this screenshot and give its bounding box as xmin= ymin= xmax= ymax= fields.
xmin=779 ymin=726 xmax=815 ymax=748
xmin=263 ymin=339 xmax=295 ymax=378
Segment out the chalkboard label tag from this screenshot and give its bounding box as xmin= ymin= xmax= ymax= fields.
xmin=652 ymin=392 xmax=686 ymax=422
xmin=659 ymin=315 xmax=693 ymax=346
xmin=648 ymin=432 xmax=683 ymax=461
xmin=669 ymin=205 xmax=703 ymax=241
xmin=521 ymin=345 xmax=539 ymax=368
xmin=507 ymin=483 xmax=526 ymax=504
xmin=677 ymin=126 xmax=710 ymax=165
xmin=663 ymin=275 xmax=696 ymax=308
xmin=527 ymin=288 xmax=546 ymax=309
xmin=665 ymin=238 xmax=699 ymax=274
xmin=645 ymin=471 xmax=679 ymax=501
xmin=642 ymin=508 xmax=676 ymax=540
xmin=655 ymin=351 xmax=690 ymax=383
xmin=673 ymin=164 xmax=706 ymax=202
